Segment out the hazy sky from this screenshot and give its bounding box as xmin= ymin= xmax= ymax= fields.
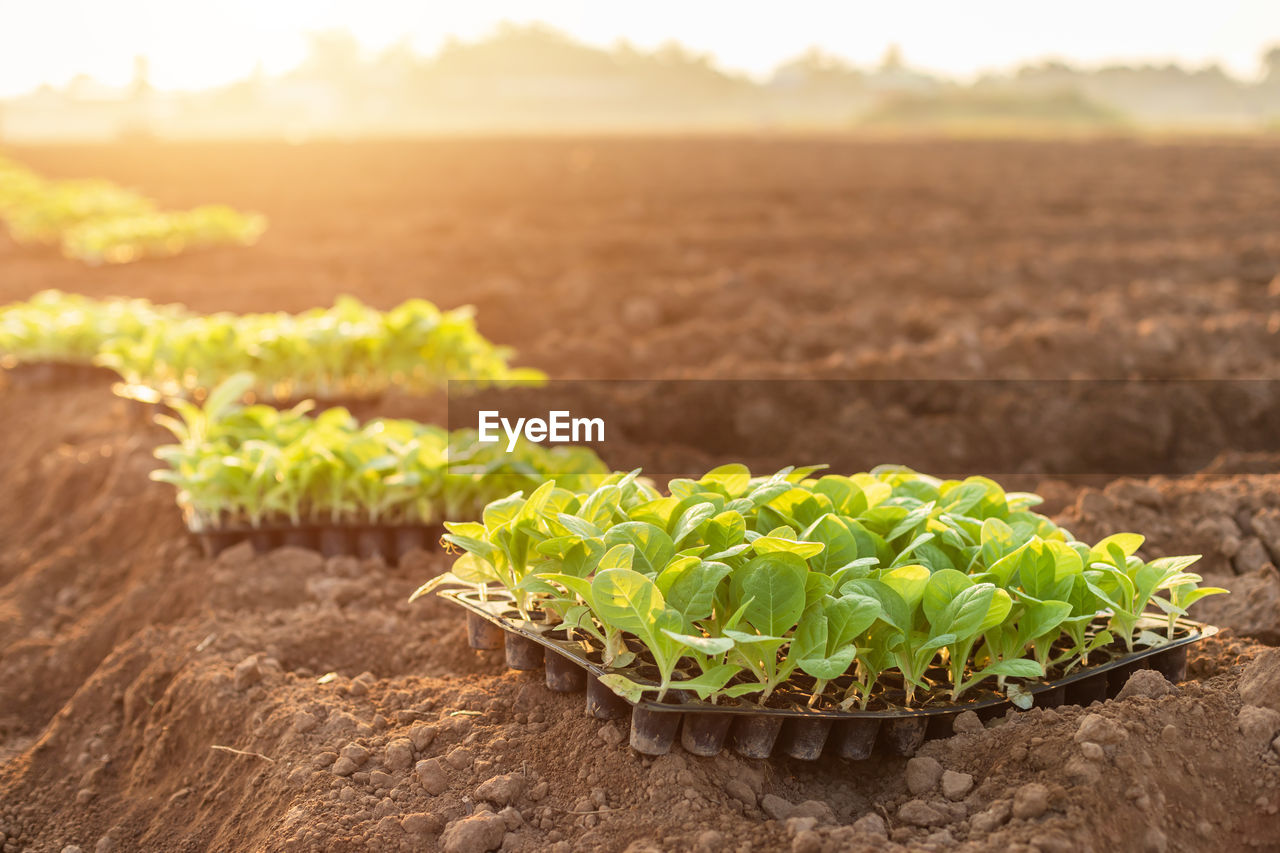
xmin=1 ymin=0 xmax=1278 ymax=95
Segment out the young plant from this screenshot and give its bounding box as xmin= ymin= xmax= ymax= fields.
xmin=865 ymin=565 xmax=945 ymax=705
xmin=1083 ymin=534 xmax=1174 ymax=652
xmin=794 ymin=591 xmax=882 ymax=706
xmin=1151 ymin=559 xmax=1228 ymax=639
xmin=921 ymin=569 xmax=1033 ymax=701
xmin=541 ymin=562 xmax=693 ymax=701
xmin=716 ymin=552 xmax=810 ymax=703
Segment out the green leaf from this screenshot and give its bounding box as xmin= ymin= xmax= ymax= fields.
xmin=980 ymin=517 xmax=1017 ymax=566
xmin=706 ymin=543 xmax=751 ymax=561
xmin=700 ymin=463 xmax=752 ymax=497
xmin=804 ymin=571 xmax=836 ymax=608
xmin=671 ymin=501 xmax=717 ymax=548
xmin=889 ymin=532 xmax=936 ymax=568
xmin=790 ymin=605 xmax=829 ymax=664
xmin=535 ymin=535 xmax=579 ymax=557
xmin=1007 ymin=683 xmax=1035 ymax=710
xmin=661 ymin=629 xmax=735 ymax=657
xmin=590 ymin=570 xmax=673 ymax=667
xmin=987 ymin=542 xmax=1030 ymax=587
xmin=785 ymin=464 xmax=828 ymax=483
xmin=704 ymin=510 xmax=747 ymax=554
xmin=1045 ymin=539 xmax=1084 ymax=580
xmin=802 ymin=513 xmax=860 ymax=574
xmin=578 ymin=483 xmax=623 ymax=527
xmin=597 ymin=674 xmax=646 ymax=703
xmin=752 ymin=534 xmax=825 ymax=560
xmin=722 ymin=628 xmax=785 ymax=645
xmin=1089 ymin=533 xmax=1145 ymax=564
xmin=671 ymin=664 xmax=741 ymax=699
xmin=880 ymin=564 xmax=930 ymax=612
xmin=556 ymin=512 xmax=603 ymax=540
xmin=540 ymin=572 xmax=593 ymax=604
xmin=1019 ymin=599 xmax=1073 ymax=640
xmin=799 ymin=645 xmax=857 ymax=680
xmin=627 ymin=497 xmax=682 ymax=529
xmin=843 ymin=578 xmax=911 ymax=635
xmin=598 ymin=544 xmax=636 ymax=571
xmin=734 ymin=553 xmax=809 ymax=637
xmin=444 ymin=520 xmax=488 ymax=540
xmin=978 ymin=588 xmax=1014 ymax=634
xmin=603 ymin=522 xmax=675 ymax=576
xmin=440 ymin=533 xmax=496 ymax=564
xmin=1084 ymin=631 xmax=1114 ymax=654
xmin=887 ymin=502 xmax=936 ymax=541
xmin=451 ymin=552 xmax=500 ymax=584
xmin=937 ymin=584 xmax=999 ymax=641
xmin=656 ymin=559 xmax=732 ymax=625
xmin=1148 ymin=554 xmax=1202 ymax=574
xmin=824 ymin=593 xmax=881 ymax=649
xmin=483 ymin=493 xmax=526 ymax=531
xmin=922 ymin=569 xmax=974 ymax=625
xmin=939 ymin=481 xmax=989 ymax=516
xmin=722 ymin=682 xmax=768 ymax=698
xmin=981 ymin=658 xmax=1044 ymax=679
xmin=1175 ymin=586 xmax=1228 ymax=608
xmin=204 ymin=372 xmax=255 ymax=420
xmin=921 ymin=630 xmax=962 ymax=650
xmin=588 ymin=568 xmax=686 ymax=676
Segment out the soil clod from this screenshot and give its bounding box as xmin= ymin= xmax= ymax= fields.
xmin=905 ymin=756 xmax=944 ymax=795
xmin=1011 ymin=782 xmax=1051 ymax=820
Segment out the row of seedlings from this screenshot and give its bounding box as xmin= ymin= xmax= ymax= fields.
xmin=0 ymin=155 xmax=265 ymax=264
xmin=0 ymin=291 xmax=541 ymax=405
xmin=150 ymin=374 xmax=609 ymax=564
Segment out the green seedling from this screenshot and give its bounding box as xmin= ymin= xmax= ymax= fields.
xmin=922 ymin=569 xmax=1025 ymax=701
xmin=795 ymin=591 xmax=881 ymax=706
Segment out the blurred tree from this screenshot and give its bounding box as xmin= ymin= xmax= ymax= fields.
xmin=298 ymin=31 xmax=362 ymax=82
xmin=880 ymin=44 xmax=905 ymax=72
xmin=131 ymin=55 xmax=152 ymax=98
xmin=1264 ymin=46 xmax=1280 ymax=85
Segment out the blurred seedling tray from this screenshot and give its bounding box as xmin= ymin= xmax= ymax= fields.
xmin=194 ymin=522 xmax=444 ymax=566
xmin=3 ymin=361 xmax=117 ymax=388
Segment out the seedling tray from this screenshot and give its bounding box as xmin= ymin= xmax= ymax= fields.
xmin=441 ymin=589 xmax=1215 ymax=761
xmin=196 ymin=522 xmax=444 ymax=566
xmin=4 ymin=361 xmax=117 ymax=388
xmin=116 ymin=388 xmax=383 ymax=428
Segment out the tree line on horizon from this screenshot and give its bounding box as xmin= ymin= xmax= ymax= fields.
xmin=5 ymin=23 xmax=1280 ymax=139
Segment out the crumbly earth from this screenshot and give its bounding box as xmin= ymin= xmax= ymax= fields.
xmin=3 ymin=138 xmax=1280 ymax=851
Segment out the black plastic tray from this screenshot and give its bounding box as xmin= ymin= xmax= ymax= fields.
xmin=441 ymin=589 xmax=1215 ymax=760
xmin=195 ymin=522 xmax=443 ymax=565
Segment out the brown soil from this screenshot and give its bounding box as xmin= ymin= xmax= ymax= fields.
xmin=3 ymin=138 xmax=1280 ymax=852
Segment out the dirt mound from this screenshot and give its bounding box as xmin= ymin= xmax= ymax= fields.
xmin=1059 ymin=474 xmax=1280 ymax=644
